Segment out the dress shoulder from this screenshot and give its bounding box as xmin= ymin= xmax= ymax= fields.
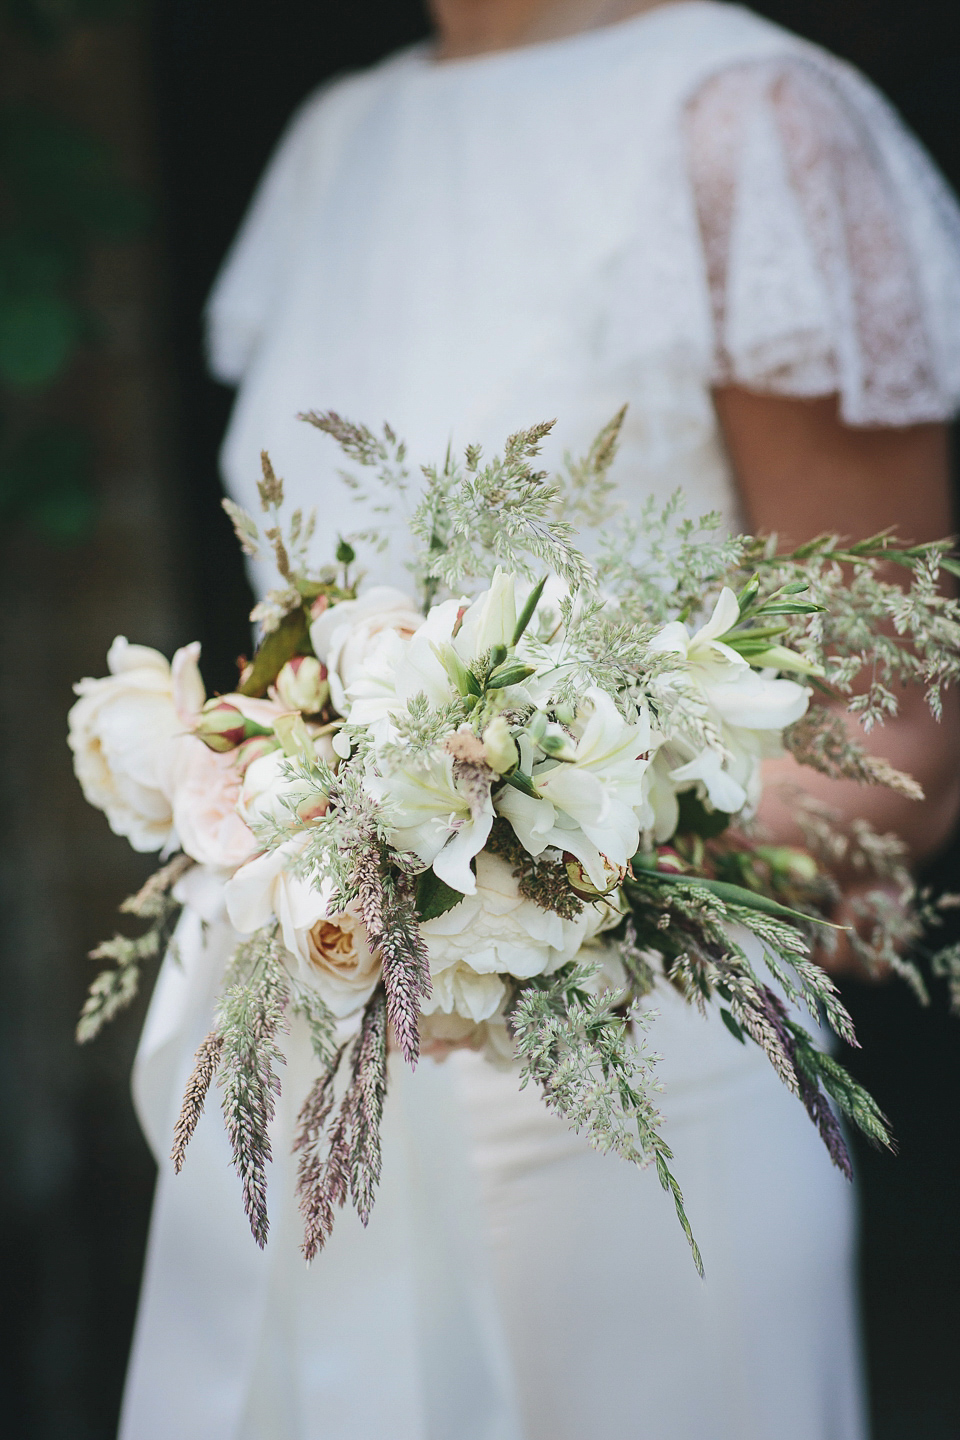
xmin=683 ymin=49 xmax=960 ymax=425
xmin=204 ymin=49 xmax=424 ymax=386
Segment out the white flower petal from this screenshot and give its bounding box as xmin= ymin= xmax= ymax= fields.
xmin=692 ymin=586 xmax=740 ymax=645
xmin=704 ymin=675 xmax=810 ymax=730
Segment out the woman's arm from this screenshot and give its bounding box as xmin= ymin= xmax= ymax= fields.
xmin=714 ymin=387 xmax=960 ymax=963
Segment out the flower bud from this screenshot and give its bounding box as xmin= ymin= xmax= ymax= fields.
xmin=563 ymin=852 xmax=625 ymax=900
xmin=431 ymin=641 xmax=481 ymax=697
xmin=273 ymin=710 xmax=316 ymax=761
xmin=486 ymin=659 xmax=535 ymax=690
xmin=482 ymin=716 xmax=519 ymax=775
xmin=653 ymin=847 xmax=688 ymax=874
xmin=194 ymin=699 xmax=273 ymax=753
xmin=528 ymin=711 xmax=575 ymax=760
xmin=275 ymin=654 xmax=330 ymax=713
xmin=758 ymin=846 xmax=819 ymax=883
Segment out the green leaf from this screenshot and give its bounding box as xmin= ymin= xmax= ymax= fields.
xmin=512 ymin=573 xmax=547 ymax=645
xmin=415 ymin=869 xmax=464 ymax=922
xmin=720 ymin=1008 xmax=746 ymax=1044
xmin=0 ymin=292 xmax=82 ymax=386
xmin=238 ymin=606 xmax=313 ymax=697
xmin=629 ymin=868 xmax=846 ymax=928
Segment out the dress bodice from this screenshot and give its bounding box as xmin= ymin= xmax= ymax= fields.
xmin=208 ymin=0 xmax=960 ymax=599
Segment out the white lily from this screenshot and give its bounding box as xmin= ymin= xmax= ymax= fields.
xmin=702 ymin=671 xmax=810 ymax=731
xmin=496 ymin=688 xmax=652 ymax=890
xmin=366 ymin=749 xmax=494 ymax=895
xmin=452 ymin=567 xmax=518 ymax=661
xmin=668 ymin=746 xmax=750 ymax=815
xmin=344 ymin=622 xmax=454 ymax=737
xmin=650 ymin=586 xmax=746 ymax=683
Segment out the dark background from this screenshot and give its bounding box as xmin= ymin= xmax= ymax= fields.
xmin=1 ymin=2 xmax=959 ymax=1437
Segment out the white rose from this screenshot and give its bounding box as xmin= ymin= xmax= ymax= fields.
xmin=236 ymin=740 xmax=333 ymax=832
xmin=310 ymin=587 xmax=423 ymax=715
xmin=68 ymin=637 xmax=201 ymax=853
xmin=419 ymin=851 xmax=614 ymax=1021
xmin=225 ymin=842 xmax=380 ymax=1017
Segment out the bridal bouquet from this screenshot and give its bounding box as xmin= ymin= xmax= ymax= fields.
xmin=70 ymin=411 xmax=960 ymax=1270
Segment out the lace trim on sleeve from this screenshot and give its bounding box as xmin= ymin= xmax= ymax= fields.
xmin=685 ymin=57 xmax=953 ymax=426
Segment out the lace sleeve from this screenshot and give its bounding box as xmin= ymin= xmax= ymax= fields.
xmin=685 ymin=56 xmax=960 ymax=426
xmin=204 ymin=92 xmax=324 ymax=385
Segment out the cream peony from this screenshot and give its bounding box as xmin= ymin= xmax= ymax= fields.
xmin=225 ymin=841 xmax=381 ymax=1017
xmin=419 ymin=851 xmax=614 ymax=1021
xmin=310 ymin=587 xmax=423 ymax=715
xmin=170 ymin=689 xmax=292 ymax=871
xmin=68 ymin=636 xmax=201 ymax=852
xmin=171 ymin=737 xmax=258 ymax=871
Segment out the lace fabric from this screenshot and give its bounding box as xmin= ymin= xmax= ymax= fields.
xmin=686 ymin=55 xmax=960 ymax=425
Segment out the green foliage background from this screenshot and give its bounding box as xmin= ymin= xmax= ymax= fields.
xmin=0 ymin=0 xmax=148 ymax=541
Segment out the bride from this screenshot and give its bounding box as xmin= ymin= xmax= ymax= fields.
xmin=119 ymin=3 xmax=960 ymax=1437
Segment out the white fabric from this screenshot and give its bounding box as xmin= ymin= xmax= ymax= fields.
xmin=686 ymin=56 xmax=960 ymax=423
xmin=123 ymin=3 xmax=960 ymax=1436
xmin=121 ymin=896 xmax=524 ymax=1440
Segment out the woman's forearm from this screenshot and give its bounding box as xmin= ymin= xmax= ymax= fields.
xmin=760 ymin=686 xmax=960 ymax=872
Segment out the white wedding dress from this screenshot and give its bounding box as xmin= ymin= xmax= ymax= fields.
xmin=119 ymin=5 xmax=960 ymax=1438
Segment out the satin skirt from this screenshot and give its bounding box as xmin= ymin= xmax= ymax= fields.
xmin=119 ymin=899 xmax=866 ymax=1440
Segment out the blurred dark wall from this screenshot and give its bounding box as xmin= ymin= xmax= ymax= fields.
xmin=151 ymin=0 xmax=432 ymax=694
xmin=2 ymin=3 xmax=958 ymax=1438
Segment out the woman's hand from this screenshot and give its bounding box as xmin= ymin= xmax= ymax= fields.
xmin=714 ymin=386 xmax=960 ymax=972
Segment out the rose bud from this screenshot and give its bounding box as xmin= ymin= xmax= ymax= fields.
xmin=654 ymin=847 xmax=688 ymax=874
xmin=563 ymin=853 xmax=625 ymax=900
xmin=194 ymin=699 xmax=274 ymax=753
xmin=275 ymin=654 xmax=330 ymax=714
